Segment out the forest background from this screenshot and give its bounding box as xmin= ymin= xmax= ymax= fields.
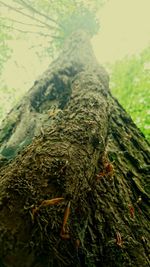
xmin=0 ymin=0 xmax=150 ymax=141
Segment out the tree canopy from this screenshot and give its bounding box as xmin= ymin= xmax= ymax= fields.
xmin=0 ymin=0 xmax=104 ymax=59
xmin=0 ymin=0 xmax=149 ymax=142
xmin=0 ymin=2 xmax=149 ymax=267
xmin=0 ymin=0 xmax=106 ymax=121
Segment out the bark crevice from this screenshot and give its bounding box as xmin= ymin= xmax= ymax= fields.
xmin=0 ymin=31 xmax=149 ymax=267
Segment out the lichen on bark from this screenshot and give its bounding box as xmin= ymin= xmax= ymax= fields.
xmin=0 ymin=31 xmax=149 ymax=267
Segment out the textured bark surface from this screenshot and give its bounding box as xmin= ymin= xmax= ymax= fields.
xmin=0 ymin=32 xmax=149 ymax=267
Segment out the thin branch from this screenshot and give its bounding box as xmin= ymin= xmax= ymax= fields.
xmin=0 ymin=16 xmax=46 ymax=29
xmin=1 ymin=23 xmax=52 ymax=37
xmin=13 ymin=0 xmax=62 ymax=29
xmin=0 ymin=1 xmax=59 ymax=31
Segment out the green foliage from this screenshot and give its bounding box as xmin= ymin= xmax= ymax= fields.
xmin=55 ymin=8 xmax=99 ymax=50
xmin=0 ymin=0 xmax=106 ymax=63
xmin=0 ymin=0 xmax=105 ymax=122
xmin=28 ymin=0 xmax=105 ymax=55
xmin=109 ymin=46 xmax=150 ymax=141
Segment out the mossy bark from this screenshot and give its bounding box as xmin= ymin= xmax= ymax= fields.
xmin=0 ymin=32 xmax=149 ymax=267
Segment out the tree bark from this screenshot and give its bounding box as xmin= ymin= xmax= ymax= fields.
xmin=0 ymin=31 xmax=149 ymax=267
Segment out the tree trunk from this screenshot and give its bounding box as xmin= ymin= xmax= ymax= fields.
xmin=0 ymin=31 xmax=149 ymax=267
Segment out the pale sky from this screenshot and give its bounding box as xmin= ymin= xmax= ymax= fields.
xmin=1 ymin=0 xmax=150 ymax=89
xmin=93 ymin=0 xmax=150 ymax=63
